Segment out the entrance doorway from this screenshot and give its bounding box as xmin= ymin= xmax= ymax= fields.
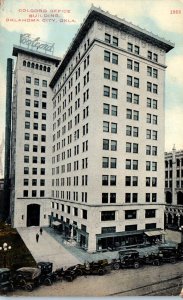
xmin=27 ymin=204 xmax=40 ymax=226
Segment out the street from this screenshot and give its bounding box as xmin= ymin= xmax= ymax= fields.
xmin=8 ymin=261 xmax=183 ymax=296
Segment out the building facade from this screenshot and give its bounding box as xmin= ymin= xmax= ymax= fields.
xmin=49 ymin=7 xmax=174 ymax=252
xmin=10 ymin=45 xmax=60 ymax=227
xmin=9 ymin=6 xmax=175 ymax=252
xmin=165 ymin=147 xmax=183 ymax=229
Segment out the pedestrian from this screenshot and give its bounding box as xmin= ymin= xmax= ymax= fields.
xmin=36 ymin=233 xmax=39 ymax=243
xmin=40 ymin=227 xmax=43 ymax=235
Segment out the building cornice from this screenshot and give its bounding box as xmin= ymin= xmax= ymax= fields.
xmin=50 ymin=5 xmax=174 ymax=88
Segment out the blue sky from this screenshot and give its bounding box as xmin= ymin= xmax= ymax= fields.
xmin=0 ymin=0 xmax=183 ymax=175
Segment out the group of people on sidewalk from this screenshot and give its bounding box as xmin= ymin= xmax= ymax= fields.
xmin=36 ymin=227 xmax=43 ymax=243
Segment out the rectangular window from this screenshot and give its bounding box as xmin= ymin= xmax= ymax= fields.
xmin=134 ymin=77 xmax=139 ymax=88
xmin=105 ymin=33 xmax=111 ymax=43
xmin=147 ymin=66 xmax=152 ymax=76
xmin=104 ymin=50 xmax=110 ymax=62
xmin=34 ymin=78 xmax=39 ymax=85
xmin=134 ymin=61 xmax=139 ymax=72
xmin=104 ymin=86 xmax=110 ymax=97
xmin=134 ymin=45 xmax=139 ymax=55
xmin=103 ymin=139 xmax=109 ymax=150
xmin=147 ymin=82 xmax=152 ymax=92
xmin=127 ymin=75 xmax=132 ymax=86
xmin=125 ymin=193 xmax=131 ymax=203
xmin=102 ymin=175 xmax=108 ymax=186
xmin=102 ymin=193 xmax=108 ymax=203
xmin=126 ymin=109 xmax=132 ymax=119
xmin=146 ymin=193 xmax=150 ymax=202
xmin=111 ymin=105 xmax=117 ymax=116
xmin=111 ymin=123 xmax=117 ymax=133
xmin=110 ymin=158 xmax=117 ymax=168
xmin=125 ymin=176 xmax=131 ymax=186
xmin=125 ymin=210 xmax=137 ymax=220
xmin=127 ymin=43 xmax=133 ymax=52
xmin=110 ymin=175 xmax=116 ymax=186
xmin=104 ymin=68 xmax=110 ymax=79
xmin=110 ymin=193 xmax=116 ymax=203
xmin=112 ymin=53 xmax=118 ymax=64
xmin=127 ymin=92 xmax=132 ymax=103
xmin=26 ymin=88 xmax=31 ymax=95
xmin=26 ymin=76 xmax=31 ymax=83
xmin=103 ymin=121 xmax=109 ymax=132
xmin=113 ymin=36 xmax=118 ymax=46
xmin=112 ymin=71 xmax=118 ymax=81
xmin=133 ymin=110 xmax=139 ymax=120
xmin=101 ymin=211 xmax=115 ymax=221
xmin=112 ymin=88 xmax=118 ymax=99
xmin=127 ymin=59 xmax=132 ymax=70
xmin=111 ymin=140 xmax=117 ymax=151
xmin=145 ymin=209 xmax=156 ymax=218
xmin=153 ymin=69 xmax=158 ymax=78
xmin=126 ymin=142 xmax=131 ymax=153
xmin=148 ymin=51 xmax=152 ymax=60
xmin=34 ymin=89 xmax=39 ymax=97
xmin=102 ymin=157 xmax=109 ymax=168
xmin=103 ymin=103 xmax=110 ymax=115
xmin=153 ymin=84 xmax=158 ymax=94
xmin=25 ymin=99 xmax=30 ymax=106
xmin=153 ymin=53 xmax=158 ymax=62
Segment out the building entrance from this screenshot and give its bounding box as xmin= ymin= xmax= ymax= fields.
xmin=27 ymin=204 xmax=40 ymax=226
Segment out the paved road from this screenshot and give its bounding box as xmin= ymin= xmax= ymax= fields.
xmin=17 ymin=227 xmax=80 ymax=270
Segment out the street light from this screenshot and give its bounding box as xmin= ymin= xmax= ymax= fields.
xmin=0 ymin=242 xmax=12 ymax=267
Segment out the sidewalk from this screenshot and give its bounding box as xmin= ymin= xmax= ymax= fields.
xmin=17 ymin=227 xmax=80 ymax=270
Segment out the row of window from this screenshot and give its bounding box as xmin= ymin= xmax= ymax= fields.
xmin=23 ymin=190 xmax=45 ymax=197
xmin=26 ymin=88 xmax=47 ymax=98
xmin=104 ymin=34 xmax=159 ymax=62
xmin=23 ymin=60 xmax=51 ymax=72
xmin=100 ymin=208 xmax=156 ymax=221
xmin=25 ymin=122 xmax=46 ymax=131
xmin=25 ymin=99 xmax=47 ymax=109
xmin=24 ymin=144 xmax=46 ymax=153
xmin=23 ymin=167 xmax=45 ymax=175
xmin=24 ymin=134 xmax=46 ymax=142
xmin=25 ymin=110 xmax=46 ymax=119
xmin=26 ymin=76 xmax=47 ymax=87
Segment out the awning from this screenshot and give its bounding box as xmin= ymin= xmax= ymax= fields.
xmin=145 ymin=230 xmax=166 ymax=237
xmin=52 ymin=221 xmax=62 ymax=227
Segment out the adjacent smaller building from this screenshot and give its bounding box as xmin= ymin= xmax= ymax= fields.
xmin=165 ymin=146 xmax=183 ymax=229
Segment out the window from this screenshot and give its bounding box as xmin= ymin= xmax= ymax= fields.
xmin=133 ymin=110 xmax=139 ymax=120
xmin=34 ymin=112 xmax=38 ymax=119
xmin=112 ymin=71 xmax=118 ymax=81
xmin=146 ymin=145 xmax=151 ymax=155
xmin=111 ymin=158 xmax=117 ymax=168
xmin=152 ymin=162 xmax=157 ymax=171
xmin=127 ymin=43 xmax=133 ymax=52
xmin=125 ymin=193 xmax=131 ymax=203
xmin=146 ymin=193 xmax=150 ymax=202
xmin=23 ymin=190 xmax=28 ymax=197
xmin=146 ymin=129 xmax=151 ymax=139
xmin=152 ymin=146 xmax=157 ymax=156
xmin=126 ymin=142 xmax=131 ymax=153
xmin=152 ymin=193 xmax=157 ymax=202
xmin=147 ymin=51 xmax=152 ymax=60
xmin=101 ymin=211 xmax=115 ymax=221
xmin=112 ymin=88 xmax=118 ymax=99
xmin=126 ymin=109 xmax=132 ymax=119
xmin=33 ymin=134 xmax=38 ymax=141
xmin=24 ymin=144 xmax=29 ymax=152
xmin=103 ymin=121 xmax=109 ymax=132
xmin=147 ymin=114 xmax=151 ymax=123
xmin=110 ymin=193 xmax=116 ymax=203
xmin=42 ymin=91 xmax=47 ymax=98
xmin=102 ymin=175 xmax=108 ymax=186
xmin=104 ymin=86 xmax=110 ymax=97
xmin=153 ymin=69 xmax=158 ymax=78
xmin=34 ymin=78 xmax=39 ymax=85
xmin=26 ymin=76 xmax=31 ymax=83
xmin=34 ymin=89 xmax=39 ymax=97
xmin=134 ymin=78 xmax=139 ymax=88
xmin=153 ymin=115 xmax=157 ymax=124
xmin=125 ymin=176 xmax=131 ymax=186
xmin=147 ymin=66 xmax=152 ymax=76
xmin=152 ymin=130 xmax=157 ymax=140
xmin=111 ymin=123 xmax=117 ymax=133
xmin=24 ymin=167 xmax=29 ymax=174
xmin=125 ymin=225 xmax=137 ymax=231
xmin=127 ymin=92 xmax=132 ymax=103
xmin=104 ymin=50 xmax=110 ymax=62
xmin=24 ymin=179 xmax=29 ymax=186
xmin=101 ymin=227 xmax=116 ymax=234
xmin=33 ymin=123 xmax=38 ymax=130
xmin=147 ymin=82 xmax=152 ymax=92
xmin=125 ymin=210 xmax=137 ymax=220
xmin=133 ymin=127 xmax=138 ymax=137
xmin=103 ymin=139 xmax=109 ymax=150
xmin=153 ymin=53 xmax=158 ymax=62
xmin=42 ymin=80 xmax=47 ymax=87
xmin=153 ymin=84 xmax=158 ymax=94
xmin=127 ymin=59 xmax=132 ymax=69
xmin=134 ymin=61 xmax=139 ymax=72
xmin=146 ymin=161 xmax=151 ymax=171
xmin=111 ymin=105 xmax=117 ymax=116
xmin=26 ymin=88 xmax=31 ymax=95
xmin=134 ymin=45 xmax=139 ymax=55
xmin=127 ymin=75 xmax=132 ymax=86
xmin=25 ymin=99 xmax=30 ymax=106
xmin=113 ymin=36 xmax=118 ymax=46
xmin=82 ymin=209 xmax=87 ymax=219
xmin=145 ymin=209 xmax=156 ymax=218
xmin=34 ymin=100 xmax=39 ymax=108
xmin=24 ymin=133 xmax=30 ymax=140
xmin=110 ymin=175 xmax=116 ymax=186
xmin=103 ymin=103 xmax=110 ymax=115
xmin=112 ymin=53 xmax=118 ymax=64
xmin=102 ymin=193 xmax=108 ymax=203
xmin=104 ymin=68 xmax=110 ymax=79
xmin=24 ymin=156 xmax=29 ymax=163
xmin=102 ymin=157 xmax=109 ymax=168
xmin=111 ymin=140 xmax=117 ymax=151
xmin=105 ymin=33 xmax=111 ymax=43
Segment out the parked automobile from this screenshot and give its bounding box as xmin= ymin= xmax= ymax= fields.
xmin=37 ymin=262 xmax=57 ymax=284
xmin=12 ymin=267 xmax=42 ymax=291
xmin=112 ymin=250 xmax=142 ymax=269
xmin=0 ymin=268 xmax=14 ymax=293
xmin=75 ymin=259 xmax=110 ymax=276
xmin=158 ymin=245 xmax=179 ymax=263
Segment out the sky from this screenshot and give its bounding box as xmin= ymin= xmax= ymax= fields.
xmin=0 ymin=0 xmax=183 ymax=177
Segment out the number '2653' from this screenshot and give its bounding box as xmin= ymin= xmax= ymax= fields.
xmin=170 ymin=10 xmax=181 ymax=14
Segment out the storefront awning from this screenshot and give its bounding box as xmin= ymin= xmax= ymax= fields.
xmin=145 ymin=230 xmax=166 ymax=237
xmin=52 ymin=221 xmax=62 ymax=227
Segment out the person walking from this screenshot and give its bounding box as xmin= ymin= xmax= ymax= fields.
xmin=40 ymin=227 xmax=43 ymax=235
xmin=36 ymin=233 xmax=39 ymax=243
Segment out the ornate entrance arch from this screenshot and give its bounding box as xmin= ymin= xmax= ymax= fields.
xmin=27 ymin=204 xmax=40 ymax=226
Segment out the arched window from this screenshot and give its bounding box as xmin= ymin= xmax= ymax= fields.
xmin=23 ymin=60 xmax=26 ymax=66
xmin=27 ymin=61 xmax=30 ymax=67
xmin=47 ymin=67 xmax=50 ymax=72
xmin=43 ymin=66 xmax=47 ymax=71
xmin=31 ymin=62 xmax=35 ymax=68
xmin=40 ymin=65 xmax=43 ymax=70
xmin=35 ymin=64 xmax=39 ymax=69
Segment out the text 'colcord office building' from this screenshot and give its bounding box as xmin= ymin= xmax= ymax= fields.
xmin=9 ymin=6 xmax=174 ymax=252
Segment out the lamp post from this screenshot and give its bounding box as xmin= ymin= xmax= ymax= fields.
xmin=0 ymin=242 xmax=12 ymax=267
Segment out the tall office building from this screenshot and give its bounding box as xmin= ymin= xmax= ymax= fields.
xmin=10 ymin=42 xmax=60 ymax=227
xmin=9 ymin=6 xmax=174 ymax=252
xmin=49 ymin=7 xmax=174 ymax=252
xmin=165 ymin=147 xmax=183 ymax=229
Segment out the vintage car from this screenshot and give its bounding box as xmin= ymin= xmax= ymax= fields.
xmin=12 ymin=267 xmax=42 ymax=291
xmin=0 ymin=268 xmax=14 ymax=293
xmin=75 ymin=259 xmax=110 ymax=276
xmin=37 ymin=262 xmax=57 ymax=284
xmin=158 ymin=245 xmax=179 ymax=263
xmin=112 ymin=250 xmax=142 ymax=269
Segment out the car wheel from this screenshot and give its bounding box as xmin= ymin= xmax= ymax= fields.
xmin=44 ymin=278 xmax=52 ymax=286
xmin=170 ymin=258 xmax=176 ymax=264
xmin=153 ymin=260 xmax=160 ymax=266
xmin=25 ymin=284 xmax=33 ymax=292
xmin=77 ymin=269 xmax=83 ymax=276
xmin=113 ymin=262 xmax=120 ymax=270
xmin=134 ymin=262 xmax=140 ymax=269
xmin=98 ymin=269 xmax=105 ymax=276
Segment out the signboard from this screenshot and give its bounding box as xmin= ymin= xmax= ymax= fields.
xmin=20 ymin=33 xmax=54 ymax=54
